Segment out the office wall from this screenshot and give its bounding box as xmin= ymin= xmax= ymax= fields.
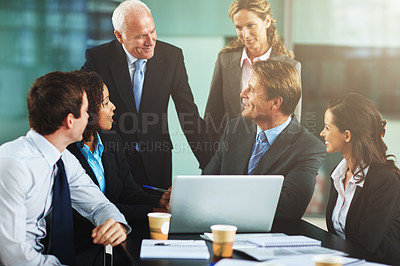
xmin=292 ymin=0 xmax=400 ymax=171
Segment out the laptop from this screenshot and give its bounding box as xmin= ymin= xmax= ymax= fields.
xmin=169 ymin=175 xmax=284 ymax=233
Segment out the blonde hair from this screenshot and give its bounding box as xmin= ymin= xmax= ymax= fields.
xmin=223 ymin=0 xmax=294 ymax=58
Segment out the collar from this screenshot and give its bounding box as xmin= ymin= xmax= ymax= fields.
xmin=122 ymin=44 xmax=147 ymax=67
xmin=256 ymin=116 xmax=291 ymax=146
xmin=28 ymin=129 xmax=62 ymax=167
xmin=240 ymin=46 xmax=272 ymax=67
xmin=331 ymin=158 xmax=367 ymax=188
xmin=76 ymin=132 xmax=104 ymax=160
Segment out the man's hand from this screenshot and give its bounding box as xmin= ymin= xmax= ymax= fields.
xmin=159 ymin=187 xmax=172 ymax=210
xmin=92 ymin=218 xmax=127 ymax=247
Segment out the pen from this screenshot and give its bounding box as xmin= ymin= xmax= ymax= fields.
xmin=154 ymin=242 xmax=170 ymax=246
xmin=142 ymin=185 xmax=171 ymax=193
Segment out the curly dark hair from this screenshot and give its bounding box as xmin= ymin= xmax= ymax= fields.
xmin=77 ymin=71 xmax=105 ymax=145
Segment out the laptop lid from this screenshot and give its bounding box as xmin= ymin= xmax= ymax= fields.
xmin=169 ymin=175 xmax=284 ymax=233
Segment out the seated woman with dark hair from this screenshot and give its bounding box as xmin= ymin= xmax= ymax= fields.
xmin=68 ymin=72 xmax=170 ymax=265
xmin=320 ymin=93 xmax=400 ymax=264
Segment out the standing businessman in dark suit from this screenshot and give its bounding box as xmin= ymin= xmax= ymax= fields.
xmin=81 ymin=0 xmax=212 ymax=189
xmin=204 ymin=60 xmax=326 ymax=220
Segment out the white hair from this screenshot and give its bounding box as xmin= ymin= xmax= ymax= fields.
xmin=112 ymin=0 xmax=151 ymax=34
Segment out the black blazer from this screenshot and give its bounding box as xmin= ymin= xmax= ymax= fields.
xmin=203 ymin=117 xmax=326 ymax=220
xmin=67 ymin=131 xmax=161 ymax=252
xmin=326 ymin=163 xmax=400 ymax=264
xmin=82 ymin=39 xmax=213 ymax=188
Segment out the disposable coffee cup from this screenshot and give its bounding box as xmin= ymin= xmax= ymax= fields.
xmin=313 ymin=255 xmax=343 ymax=266
xmin=211 ymin=224 xmax=237 ymax=258
xmin=147 ymin=212 xmax=171 ymax=240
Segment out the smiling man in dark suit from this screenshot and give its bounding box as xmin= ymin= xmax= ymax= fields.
xmin=81 ymin=0 xmax=212 ymax=189
xmin=204 ymin=60 xmax=326 ymax=220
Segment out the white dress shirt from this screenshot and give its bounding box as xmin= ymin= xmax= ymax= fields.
xmin=0 ymin=130 xmax=130 ymax=266
xmin=240 ymin=46 xmax=272 ymax=92
xmin=331 ymin=158 xmax=367 ymax=239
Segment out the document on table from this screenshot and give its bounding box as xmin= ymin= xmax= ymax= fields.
xmin=140 ymin=239 xmax=210 ymax=259
xmin=235 ymin=246 xmax=346 ymax=261
xmin=200 ymin=232 xmax=287 ymax=249
xmin=215 ymin=256 xmax=366 ymax=266
xmin=247 ymin=235 xmax=321 ymax=247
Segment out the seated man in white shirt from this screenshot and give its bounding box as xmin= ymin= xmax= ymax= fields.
xmin=0 ymin=71 xmax=130 ymax=266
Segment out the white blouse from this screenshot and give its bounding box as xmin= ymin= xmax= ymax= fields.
xmin=331 ymin=158 xmax=368 ymax=239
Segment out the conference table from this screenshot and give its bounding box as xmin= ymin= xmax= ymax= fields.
xmin=128 ymin=219 xmax=394 ymax=266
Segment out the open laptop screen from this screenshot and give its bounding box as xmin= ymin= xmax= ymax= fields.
xmin=169 ymin=175 xmax=284 ymax=233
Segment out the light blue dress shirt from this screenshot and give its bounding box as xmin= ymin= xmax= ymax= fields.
xmin=122 ymin=44 xmax=147 ymax=151
xmin=252 ymin=116 xmax=292 ymax=157
xmin=77 ymin=133 xmax=105 ymax=193
xmin=0 ymin=130 xmax=130 ymax=266
xmin=122 ymin=43 xmax=148 ymax=85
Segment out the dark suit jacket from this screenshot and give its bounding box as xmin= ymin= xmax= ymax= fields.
xmin=67 ymin=131 xmax=161 ymax=253
xmin=82 ymin=39 xmax=212 ymax=188
xmin=204 ymin=48 xmax=302 ymax=144
xmin=203 ymin=117 xmax=326 ymax=220
xmin=326 ymin=163 xmax=400 ymax=264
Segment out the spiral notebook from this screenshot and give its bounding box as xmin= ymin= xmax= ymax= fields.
xmin=140 ymin=239 xmax=210 ymax=259
xmin=247 ymin=235 xmax=321 ymax=248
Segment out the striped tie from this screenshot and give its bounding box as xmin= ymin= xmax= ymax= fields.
xmin=247 ymin=131 xmax=268 ymax=174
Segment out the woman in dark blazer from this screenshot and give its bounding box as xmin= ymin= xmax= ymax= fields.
xmin=205 ymin=0 xmax=302 ymax=144
xmin=68 ymin=72 xmax=170 ymax=265
xmin=320 ymin=93 xmax=400 ymax=264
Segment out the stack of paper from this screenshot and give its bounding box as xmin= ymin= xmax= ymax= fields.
xmin=214 ymin=256 xmax=366 ymax=266
xmin=235 ymin=246 xmax=346 ymax=261
xmin=247 ymin=235 xmax=321 ymax=247
xmin=201 ymin=232 xmax=287 ymax=249
xmin=232 ymin=235 xmax=345 ymax=261
xmin=140 ymin=239 xmax=210 ymax=259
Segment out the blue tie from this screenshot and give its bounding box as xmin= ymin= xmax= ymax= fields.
xmin=49 ymin=158 xmax=75 ymax=265
xmin=133 ymin=59 xmax=145 ymax=112
xmin=248 ymin=131 xmax=268 ymax=174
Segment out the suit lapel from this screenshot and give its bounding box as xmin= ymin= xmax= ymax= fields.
xmin=235 ymin=121 xmax=257 ymax=174
xmin=326 ymin=181 xmax=338 ymax=232
xmin=140 ymin=44 xmax=163 ymax=114
xmin=101 ymin=150 xmax=115 ymax=196
xmin=345 ymin=184 xmax=363 ymax=226
xmin=69 ymin=144 xmax=99 ymax=187
xmin=109 ymin=42 xmax=138 ymax=114
xmin=225 ymin=51 xmax=242 ymax=114
xmin=252 ymin=119 xmax=299 ymax=174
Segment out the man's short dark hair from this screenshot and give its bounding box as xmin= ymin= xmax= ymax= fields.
xmin=252 ymin=60 xmax=301 ymax=115
xmin=27 ymin=71 xmax=85 ymax=135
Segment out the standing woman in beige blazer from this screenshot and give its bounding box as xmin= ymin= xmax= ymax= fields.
xmin=205 ymin=0 xmax=301 ymax=144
